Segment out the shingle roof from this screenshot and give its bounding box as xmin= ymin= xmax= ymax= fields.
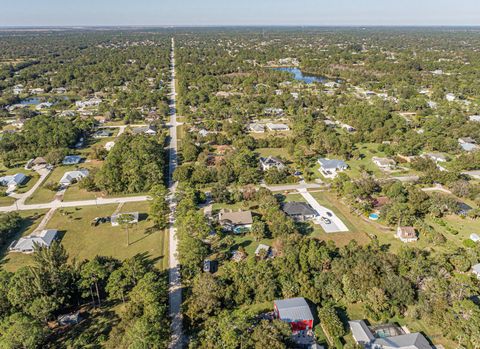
xmin=274 ymin=297 xmax=313 ymax=322
xmin=282 ymin=202 xmax=317 ymax=217
xmin=219 ymin=210 xmax=253 ymax=225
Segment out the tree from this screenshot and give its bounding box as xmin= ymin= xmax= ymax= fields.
xmin=250 ymin=218 xmax=267 ymax=241
xmin=149 ymin=185 xmax=169 ymax=229
xmin=0 ymin=313 xmax=45 ymax=349
xmin=80 ymin=256 xmax=118 ymax=306
xmin=186 ymin=273 xmax=222 ymax=324
xmin=117 ymin=213 xmax=137 ymax=246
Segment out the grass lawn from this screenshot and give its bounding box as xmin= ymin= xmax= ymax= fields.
xmin=0 ymin=166 xmax=40 ymax=206
xmin=255 ymin=148 xmax=292 ymax=162
xmin=3 ymin=202 xmax=168 ymax=271
xmin=427 ymin=214 xmax=480 ymax=250
xmin=1 ymin=209 xmax=49 ymax=272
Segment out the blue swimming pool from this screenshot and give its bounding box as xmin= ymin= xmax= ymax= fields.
xmin=369 ymin=213 xmax=379 ymax=220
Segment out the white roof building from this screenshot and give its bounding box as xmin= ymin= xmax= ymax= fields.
xmin=469 ymin=115 xmax=480 ymax=122
xmin=318 ymin=158 xmax=348 ymax=179
xmin=59 ymin=169 xmax=89 ymax=186
xmin=0 ymin=173 xmax=27 ymax=192
xmin=472 ymin=263 xmax=480 ymax=279
xmin=266 ymin=123 xmax=290 ymax=131
xmin=10 ymin=229 xmax=58 ymax=253
xmin=104 ymin=141 xmax=115 ymax=151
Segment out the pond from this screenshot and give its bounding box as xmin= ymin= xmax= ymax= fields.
xmin=19 ymin=97 xmax=41 ymax=105
xmin=273 ymin=67 xmax=327 ymax=84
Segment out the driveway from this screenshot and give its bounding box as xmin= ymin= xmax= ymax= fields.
xmin=297 ymin=188 xmax=349 ymax=233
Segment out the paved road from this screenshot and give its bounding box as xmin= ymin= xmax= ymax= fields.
xmin=0 ymin=195 xmax=151 ymax=213
xmin=167 ymin=37 xmax=185 ymax=349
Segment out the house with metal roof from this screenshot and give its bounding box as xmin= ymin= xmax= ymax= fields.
xmin=59 ymin=169 xmax=89 ymax=186
xmin=132 ymin=125 xmax=157 ymax=135
xmin=349 ymin=320 xmax=432 ymax=349
xmin=372 ymin=157 xmax=396 ymax=170
xmin=266 ymin=123 xmax=290 ymax=132
xmin=0 ymin=173 xmax=27 ymax=192
xmin=318 ymin=158 xmax=348 ymax=179
xmin=248 ymin=123 xmax=265 ymax=133
xmin=282 ymin=202 xmax=318 ymax=222
xmin=274 ymin=297 xmax=314 ymax=333
xmin=9 ymin=229 xmax=58 ymax=254
xmin=458 ymin=138 xmax=478 ymax=152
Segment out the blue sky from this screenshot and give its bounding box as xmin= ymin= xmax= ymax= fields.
xmin=1 ymin=0 xmax=479 ymax=26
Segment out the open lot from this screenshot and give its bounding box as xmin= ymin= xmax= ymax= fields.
xmin=2 ymin=202 xmax=168 ymax=271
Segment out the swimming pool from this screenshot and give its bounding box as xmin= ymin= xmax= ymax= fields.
xmin=369 ymin=213 xmax=379 ymax=220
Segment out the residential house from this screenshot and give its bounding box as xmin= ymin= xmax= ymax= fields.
xmin=30 ymin=88 xmax=45 ymax=94
xmin=35 ymin=102 xmax=53 ymax=110
xmin=218 ymin=209 xmax=253 ymax=232
xmin=0 ymin=173 xmax=27 ymax=192
xmin=132 ymin=125 xmax=157 ymax=135
xmin=12 ymin=85 xmax=24 ymax=95
xmin=75 ymin=98 xmax=102 ymax=108
xmin=349 ymin=320 xmax=431 ymax=349
xmin=396 ymin=226 xmax=418 ymax=243
xmin=52 ymin=87 xmax=67 ymax=94
xmin=259 ymin=156 xmax=285 ymax=171
xmin=248 ymin=123 xmax=265 ymax=133
xmin=59 ymin=169 xmax=89 ymax=186
xmin=266 ymin=123 xmax=290 ymax=132
xmin=458 ymin=137 xmax=478 ymax=152
xmin=93 ymin=129 xmax=113 ymax=138
xmin=341 ymin=123 xmax=356 ymax=132
xmin=462 ymin=170 xmax=480 ymax=179
xmin=264 ymin=107 xmax=284 ymax=117
xmin=317 ymin=158 xmax=348 ymax=179
xmin=472 ymin=263 xmax=480 ymax=279
xmin=62 ymin=155 xmax=83 ymax=165
xmin=111 ymin=212 xmax=139 ymax=227
xmin=9 ymin=229 xmax=58 ymax=253
xmin=203 ymin=259 xmax=218 ymax=273
xmin=255 ymin=244 xmax=271 ymax=258
xmin=372 ymin=157 xmax=396 ymax=170
xmin=282 ymin=202 xmax=318 ymax=222
xmin=445 ymin=93 xmax=456 ymax=102
xmin=32 ymin=157 xmax=48 ymax=168
xmin=469 ymin=115 xmax=480 ymax=122
xmin=274 ymin=298 xmax=314 ymax=333
xmin=422 ymin=153 xmax=447 ymax=163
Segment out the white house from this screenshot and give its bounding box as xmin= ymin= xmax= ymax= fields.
xmin=470 ymin=233 xmax=480 ymax=243
xmin=132 ymin=125 xmax=157 ymax=135
xmin=318 ymin=158 xmax=348 ymax=179
xmin=458 ymin=138 xmax=478 ymax=152
xmin=35 ymin=102 xmax=53 ymax=110
xmin=260 ymin=156 xmax=285 ymax=171
xmin=472 ymin=263 xmax=480 ymax=279
xmin=75 ymin=98 xmax=102 ymax=108
xmin=10 ymin=229 xmax=58 ymax=253
xmin=446 ymin=93 xmax=456 ymax=102
xmin=104 ymin=141 xmax=115 ymax=151
xmin=372 ymin=157 xmax=396 ymax=170
xmin=59 ymin=169 xmax=89 ymax=186
xmin=266 ymin=123 xmax=290 ymax=132
xmin=248 ymin=123 xmax=265 ymax=133
xmin=422 ymin=153 xmax=447 ymax=163
xmin=469 ymin=115 xmax=480 ymax=122
xmin=0 ymin=173 xmax=27 ymax=193
xmin=341 ymin=123 xmax=356 ymax=133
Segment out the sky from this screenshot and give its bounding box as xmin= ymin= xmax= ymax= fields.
xmin=1 ymin=0 xmax=479 ymax=27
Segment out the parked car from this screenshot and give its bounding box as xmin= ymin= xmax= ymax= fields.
xmin=326 ymin=212 xmax=333 ymax=217
xmin=321 ymin=216 xmax=331 ymax=224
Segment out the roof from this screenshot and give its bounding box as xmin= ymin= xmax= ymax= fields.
xmin=473 ymin=263 xmax=480 ymax=274
xmin=11 ymin=229 xmax=58 ymax=252
xmin=266 ymin=123 xmax=289 ymax=130
xmin=373 ymin=157 xmax=396 ymax=166
xmin=219 ymin=210 xmax=253 ymax=226
xmin=62 ymin=155 xmax=82 ymax=165
xmin=274 ymin=297 xmax=313 ymax=322
xmin=132 ymin=125 xmax=157 ymax=134
xmin=249 ymin=123 xmax=265 ymax=132
xmin=348 ymin=320 xmax=375 ymax=343
xmin=373 ymin=333 xmax=432 ymax=349
xmin=469 ymin=115 xmax=480 ymax=122
xmin=0 ymin=173 xmax=27 ymax=187
xmin=398 ymin=226 xmax=416 ymax=238
xmin=470 ymin=233 xmax=480 ymax=242
xmin=32 ymin=157 xmax=47 ymax=165
xmin=282 ymin=202 xmax=317 ymax=217
xmin=255 ymin=244 xmax=270 ymax=255
xmin=260 ymin=156 xmax=284 ymax=166
xmin=459 ymin=137 xmax=476 ymax=144
xmin=318 ymin=158 xmax=348 ymax=170
xmin=59 ymin=170 xmax=89 ymax=185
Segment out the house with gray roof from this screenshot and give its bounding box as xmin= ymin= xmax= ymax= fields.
xmin=132 ymin=125 xmax=157 ymax=135
xmin=274 ymin=297 xmax=314 ymax=332
xmin=0 ymin=173 xmax=27 ymax=192
xmin=260 ymin=156 xmax=285 ymax=171
xmin=318 ymin=158 xmax=348 ymax=179
xmin=266 ymin=123 xmax=290 ymax=132
xmin=59 ymin=169 xmax=89 ymax=186
xmin=248 ymin=123 xmax=265 ymax=133
xmin=10 ymin=229 xmax=58 ymax=253
xmin=458 ymin=138 xmax=478 ymax=152
xmin=349 ymin=320 xmax=432 ymax=349
xmin=282 ymin=202 xmax=318 ymax=222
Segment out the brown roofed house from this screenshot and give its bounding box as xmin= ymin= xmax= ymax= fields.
xmin=396 ymin=226 xmax=418 ymax=243
xmin=218 ymin=209 xmax=253 ymax=232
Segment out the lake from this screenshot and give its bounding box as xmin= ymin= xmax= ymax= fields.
xmin=273 ymin=67 xmax=327 ymax=84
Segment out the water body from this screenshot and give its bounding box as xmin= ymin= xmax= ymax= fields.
xmin=273 ymin=67 xmax=327 ymax=84
xmin=19 ymin=97 xmax=41 ymax=105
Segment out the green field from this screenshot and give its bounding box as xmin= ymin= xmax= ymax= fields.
xmin=3 ymin=202 xmax=168 ymax=272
